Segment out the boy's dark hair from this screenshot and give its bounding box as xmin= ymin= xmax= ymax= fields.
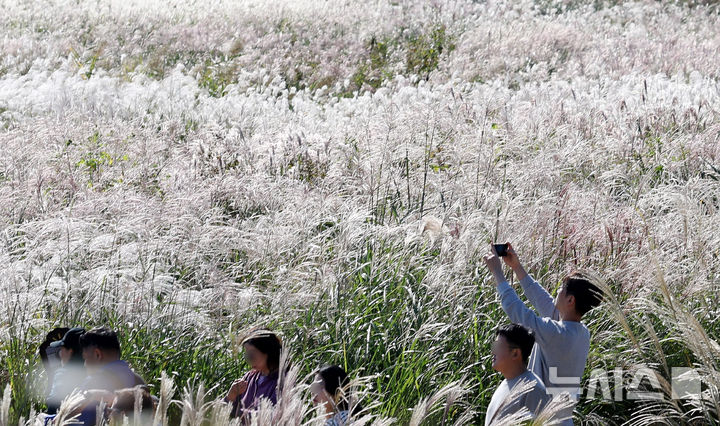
xmin=318 ymin=365 xmax=350 ymax=411
xmin=564 ymin=273 xmax=603 ymax=316
xmin=496 ymin=324 xmax=535 ymax=364
xmin=241 ymin=329 xmax=282 ymax=372
xmin=79 ymin=327 xmax=121 ymax=353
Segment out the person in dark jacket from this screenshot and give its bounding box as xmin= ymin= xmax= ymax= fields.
xmin=75 ymin=327 xmax=146 ymax=425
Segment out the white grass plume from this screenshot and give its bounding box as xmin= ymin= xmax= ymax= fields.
xmin=153 ymin=371 xmax=176 ymax=426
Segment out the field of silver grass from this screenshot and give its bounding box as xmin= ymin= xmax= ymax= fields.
xmin=1 ymin=0 xmax=720 ymax=424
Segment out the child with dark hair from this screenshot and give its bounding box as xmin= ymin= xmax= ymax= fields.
xmin=311 ymin=365 xmax=356 ymax=425
xmin=485 ymin=324 xmax=548 ymax=425
xmin=224 ymin=328 xmax=283 ymax=420
xmin=484 ymin=243 xmax=604 ymax=426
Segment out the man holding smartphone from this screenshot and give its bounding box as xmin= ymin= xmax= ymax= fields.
xmin=484 ymin=242 xmax=603 ymax=425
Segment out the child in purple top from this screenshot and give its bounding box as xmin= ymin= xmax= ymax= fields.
xmin=232 ymin=369 xmax=279 ymax=413
xmin=224 ymin=329 xmax=283 ymax=420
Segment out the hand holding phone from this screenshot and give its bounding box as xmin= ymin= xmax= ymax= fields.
xmin=494 ymin=242 xmax=527 ymax=280
xmin=493 ymin=243 xmax=509 ymax=257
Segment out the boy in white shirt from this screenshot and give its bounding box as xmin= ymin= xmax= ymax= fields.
xmin=485 ymin=323 xmax=548 ymax=425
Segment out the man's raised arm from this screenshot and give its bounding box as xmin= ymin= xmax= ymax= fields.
xmin=502 ymin=243 xmax=558 ymax=320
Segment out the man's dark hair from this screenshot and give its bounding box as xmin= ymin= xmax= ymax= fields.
xmin=79 ymin=327 xmax=121 ymax=353
xmin=241 ymin=329 xmax=282 ymax=372
xmin=496 ymin=324 xmax=535 ymax=364
xmin=564 ymin=273 xmax=603 ymax=316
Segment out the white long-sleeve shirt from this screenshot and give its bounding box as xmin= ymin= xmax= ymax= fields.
xmin=496 ymin=274 xmax=591 ymax=426
xmin=485 ymin=369 xmax=548 ymax=425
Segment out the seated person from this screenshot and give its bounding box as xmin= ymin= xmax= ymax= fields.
xmin=310 ymin=365 xmax=359 ymax=426
xmin=74 ymin=327 xmax=146 ymax=425
xmin=46 ymin=328 xmax=87 ymax=414
xmin=104 ymin=385 xmax=156 ymax=425
xmin=39 ymin=327 xmax=70 ymax=397
xmin=485 ymin=324 xmax=549 ymax=425
xmin=224 ymin=328 xmax=283 ymax=420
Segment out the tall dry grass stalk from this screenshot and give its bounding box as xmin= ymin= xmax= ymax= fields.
xmin=408 ymin=380 xmax=469 ymax=426
xmin=52 ymin=391 xmax=85 ymax=426
xmin=152 ymin=372 xmax=175 ymax=426
xmin=0 ymin=385 xmax=10 ymax=426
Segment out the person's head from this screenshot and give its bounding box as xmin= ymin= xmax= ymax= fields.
xmin=79 ymin=327 xmax=121 ymax=372
xmin=492 ymin=324 xmax=535 ymax=377
xmin=241 ymin=329 xmax=282 ymax=374
xmin=40 ymin=327 xmax=69 ymax=368
xmin=105 ymin=385 xmax=155 ymax=424
xmin=49 ymin=327 xmax=86 ymax=366
xmin=554 ymin=272 xmax=603 ymax=319
xmin=311 ymin=365 xmax=350 ymax=415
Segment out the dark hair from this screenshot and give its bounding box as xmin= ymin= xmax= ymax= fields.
xmin=564 ymin=273 xmax=603 ymax=316
xmin=242 ymin=329 xmax=282 ymax=372
xmin=62 ymin=328 xmax=87 ymax=365
xmin=67 ymin=342 xmax=85 ymax=365
xmin=79 ymin=327 xmax=121 ymax=353
xmin=318 ymin=365 xmax=350 ymax=411
xmin=111 ymin=385 xmax=154 ymax=412
xmin=496 ymin=324 xmax=535 ymax=364
xmin=39 ymin=327 xmax=70 ymax=364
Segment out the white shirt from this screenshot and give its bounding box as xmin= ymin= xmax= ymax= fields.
xmin=485 ymin=369 xmax=548 ymax=425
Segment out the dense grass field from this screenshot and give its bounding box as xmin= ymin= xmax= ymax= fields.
xmin=1 ymin=0 xmax=720 ymax=424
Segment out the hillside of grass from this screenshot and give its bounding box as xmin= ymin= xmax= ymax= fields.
xmin=1 ymin=0 xmax=720 ymax=424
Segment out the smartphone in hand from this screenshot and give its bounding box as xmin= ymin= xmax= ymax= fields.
xmin=493 ymin=243 xmax=509 ymax=257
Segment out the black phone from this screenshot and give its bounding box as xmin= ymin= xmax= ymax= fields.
xmin=493 ymin=243 xmax=509 ymax=257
